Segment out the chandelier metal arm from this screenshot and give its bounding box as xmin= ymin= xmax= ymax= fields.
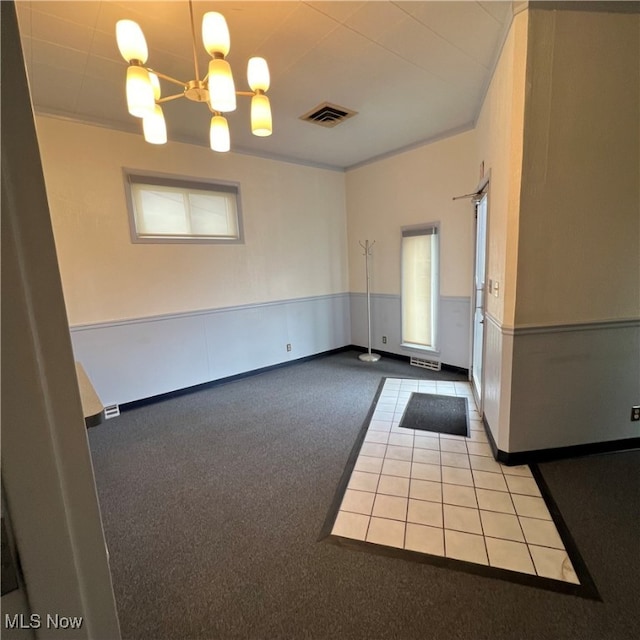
xmin=156 ymin=93 xmax=186 ymax=104
xmin=146 ymin=67 xmax=188 ymax=88
xmin=188 ymin=0 xmax=201 ymax=85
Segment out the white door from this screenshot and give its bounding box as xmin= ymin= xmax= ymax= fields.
xmin=471 ymin=193 xmax=488 ymax=405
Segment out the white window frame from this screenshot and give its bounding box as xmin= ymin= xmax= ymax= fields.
xmin=400 ymin=223 xmax=440 ymax=353
xmin=124 ymin=170 xmax=244 ymax=244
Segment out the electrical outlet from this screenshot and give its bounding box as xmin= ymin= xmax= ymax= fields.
xmin=631 ymin=406 xmax=640 ymax=421
xmin=286 ymin=343 xmax=292 ymax=352
xmin=382 ymin=336 xmax=387 ymax=344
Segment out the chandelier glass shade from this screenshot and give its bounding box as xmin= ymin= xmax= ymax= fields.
xmin=143 ymin=105 xmax=168 ymax=145
xmin=125 ymin=65 xmax=155 ymax=118
xmin=116 ymin=19 xmax=148 ymax=63
xmin=251 ymin=94 xmax=272 ymax=137
xmin=116 ymin=3 xmax=272 ymax=152
xmin=247 ymin=57 xmax=270 ymax=92
xmin=202 ymin=11 xmax=230 ymax=56
xmin=209 ymin=115 xmax=230 ymax=152
xmin=207 ymin=58 xmax=236 ymax=113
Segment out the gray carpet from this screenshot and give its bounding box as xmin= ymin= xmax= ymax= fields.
xmin=88 ymin=350 xmax=640 ymax=640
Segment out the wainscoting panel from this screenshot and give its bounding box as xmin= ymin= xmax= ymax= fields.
xmin=349 ymin=293 xmax=400 ymax=356
xmin=70 ymin=312 xmax=211 ymax=407
xmin=349 ymin=293 xmax=471 ymax=370
xmin=438 ymin=297 xmax=472 ymax=369
xmin=202 ymin=303 xmax=289 ymax=382
xmin=70 ymin=294 xmax=351 ymax=406
xmin=482 ymin=314 xmax=513 ymax=452
xmin=284 ymin=294 xmax=352 ymax=359
xmin=509 ymin=320 xmax=640 ymax=452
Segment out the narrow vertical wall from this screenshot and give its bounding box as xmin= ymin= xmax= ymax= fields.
xmin=473 ymin=8 xmax=529 ymax=450
xmin=508 ymin=8 xmax=640 ymax=451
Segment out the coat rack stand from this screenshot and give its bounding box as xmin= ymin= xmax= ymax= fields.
xmin=358 ymin=240 xmax=381 ymax=363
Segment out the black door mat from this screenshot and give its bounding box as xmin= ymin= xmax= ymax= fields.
xmin=399 ymin=392 xmax=469 ymax=437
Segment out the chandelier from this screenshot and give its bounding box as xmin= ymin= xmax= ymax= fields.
xmin=115 ymin=2 xmax=272 ymax=152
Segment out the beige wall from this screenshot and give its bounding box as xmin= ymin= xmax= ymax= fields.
xmin=474 ymin=9 xmax=528 ymax=327
xmin=515 ymin=9 xmax=640 ymax=326
xmin=345 ymin=129 xmax=477 ymax=298
xmin=35 ymin=116 xmax=348 ymax=325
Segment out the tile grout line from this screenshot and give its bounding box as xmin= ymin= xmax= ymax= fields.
xmin=399 ymin=383 xmax=410 ymax=550
xmin=500 ymin=465 xmax=555 ymax=576
xmin=509 ymin=481 xmax=540 ymax=575
xmin=467 ymin=385 xmax=491 ymax=566
xmin=399 ymin=384 xmax=412 ymax=549
xmin=366 ymin=380 xmax=391 ymax=543
xmin=438 ymin=432 xmax=447 ymax=557
xmin=407 ymin=389 xmax=417 ymax=518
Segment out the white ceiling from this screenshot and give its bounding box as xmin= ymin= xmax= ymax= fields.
xmin=15 ymin=1 xmax=513 ymax=170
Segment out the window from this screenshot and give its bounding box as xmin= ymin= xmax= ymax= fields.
xmin=125 ymin=172 xmax=243 ymax=243
xmin=401 ymin=224 xmax=439 ymax=350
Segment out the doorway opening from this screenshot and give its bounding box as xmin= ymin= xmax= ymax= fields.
xmin=471 ymin=188 xmax=488 ymax=409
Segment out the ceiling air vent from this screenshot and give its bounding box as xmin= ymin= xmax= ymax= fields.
xmin=300 ymin=102 xmax=357 ymax=128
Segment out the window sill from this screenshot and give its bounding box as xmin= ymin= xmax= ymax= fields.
xmin=400 ymin=343 xmax=441 ymax=356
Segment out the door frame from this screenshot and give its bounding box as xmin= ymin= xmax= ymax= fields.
xmin=469 ymin=175 xmax=490 ymax=412
xmin=1 ymin=3 xmax=121 ymax=637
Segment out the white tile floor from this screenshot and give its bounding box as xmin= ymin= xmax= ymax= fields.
xmin=331 ymin=378 xmax=580 ymax=585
